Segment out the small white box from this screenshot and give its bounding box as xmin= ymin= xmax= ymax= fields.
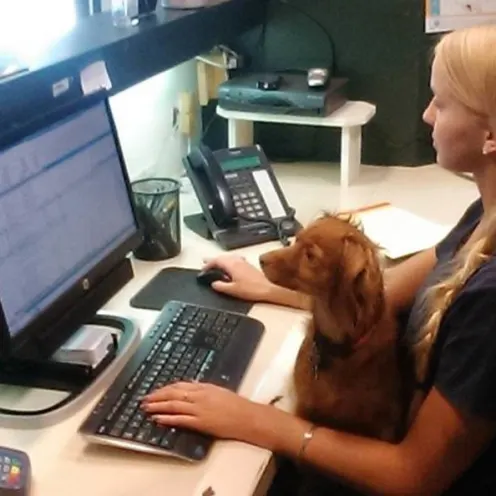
xmin=52 ymin=325 xmax=116 ymax=368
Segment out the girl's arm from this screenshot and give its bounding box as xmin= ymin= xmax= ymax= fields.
xmin=258 ymin=387 xmax=495 ymax=496
xmin=383 ymin=247 xmax=437 ymax=314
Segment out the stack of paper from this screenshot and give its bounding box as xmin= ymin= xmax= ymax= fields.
xmin=343 ymin=202 xmax=452 ymax=260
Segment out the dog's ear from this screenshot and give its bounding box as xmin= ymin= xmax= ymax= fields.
xmin=341 ymin=236 xmax=384 ymax=327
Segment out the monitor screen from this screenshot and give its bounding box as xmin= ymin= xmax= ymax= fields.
xmin=0 ymin=100 xmax=138 ymax=339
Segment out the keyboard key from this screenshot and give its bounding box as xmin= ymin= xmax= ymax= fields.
xmin=160 ymin=428 xmax=179 ymax=450
xmin=148 ymin=426 xmax=165 ymax=446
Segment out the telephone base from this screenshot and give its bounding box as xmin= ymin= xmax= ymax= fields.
xmin=184 ymin=213 xmax=213 ymax=241
xmin=185 ymin=211 xmax=301 ymax=250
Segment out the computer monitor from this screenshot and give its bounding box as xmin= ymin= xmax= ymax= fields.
xmin=0 ymin=94 xmax=142 ymax=364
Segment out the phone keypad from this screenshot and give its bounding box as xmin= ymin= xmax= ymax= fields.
xmin=227 ymin=173 xmax=268 ymax=220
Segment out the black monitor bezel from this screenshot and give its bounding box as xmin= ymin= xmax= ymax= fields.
xmin=0 ymin=92 xmax=142 ymax=361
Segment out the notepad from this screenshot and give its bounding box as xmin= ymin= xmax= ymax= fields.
xmin=343 ymin=202 xmax=452 ymax=260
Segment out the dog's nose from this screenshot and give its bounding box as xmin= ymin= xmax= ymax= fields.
xmin=259 ymin=255 xmax=267 ymax=267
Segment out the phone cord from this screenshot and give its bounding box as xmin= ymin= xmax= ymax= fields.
xmin=238 ymin=207 xmax=297 ymax=247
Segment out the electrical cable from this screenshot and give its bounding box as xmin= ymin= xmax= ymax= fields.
xmin=201 ymin=112 xmax=219 ymax=140
xmin=0 ymin=333 xmax=119 ymax=417
xmin=276 ymin=0 xmax=337 ymax=76
xmin=250 ymin=0 xmax=336 ymax=75
xmin=238 ymin=207 xmax=297 ymax=247
xmin=241 ymin=1 xmax=337 ymax=162
xmin=0 ymin=392 xmax=80 ymax=417
xmin=255 ymin=0 xmax=271 ymax=71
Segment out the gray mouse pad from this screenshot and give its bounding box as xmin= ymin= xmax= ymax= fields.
xmin=129 ymin=267 xmax=253 ymax=314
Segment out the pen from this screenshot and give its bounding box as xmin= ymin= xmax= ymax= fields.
xmin=339 ymin=201 xmax=391 ymax=216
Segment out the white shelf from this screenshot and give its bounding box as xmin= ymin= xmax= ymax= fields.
xmin=216 ymin=100 xmax=377 ymax=187
xmin=217 ymin=100 xmax=376 ymax=128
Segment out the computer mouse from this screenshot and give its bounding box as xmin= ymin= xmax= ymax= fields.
xmin=196 ymin=267 xmax=232 ymax=286
xmin=307 ymin=67 xmax=330 ymax=88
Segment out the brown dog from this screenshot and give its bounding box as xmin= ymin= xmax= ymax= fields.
xmin=260 ymin=213 xmax=412 ymax=443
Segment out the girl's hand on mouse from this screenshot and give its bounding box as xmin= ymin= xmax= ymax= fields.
xmin=202 ymin=255 xmax=274 ymax=301
xmin=141 ymin=381 xmax=276 ymax=445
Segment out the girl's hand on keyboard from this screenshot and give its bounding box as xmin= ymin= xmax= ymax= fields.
xmin=141 ymin=381 xmax=280 ymax=445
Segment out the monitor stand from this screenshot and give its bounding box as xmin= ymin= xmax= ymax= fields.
xmin=0 ymin=258 xmax=141 ymax=428
xmin=0 ymin=315 xmax=137 ymax=393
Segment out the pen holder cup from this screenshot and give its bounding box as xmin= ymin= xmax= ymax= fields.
xmin=131 ymin=178 xmax=181 ymax=261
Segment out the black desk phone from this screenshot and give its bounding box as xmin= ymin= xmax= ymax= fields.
xmin=183 ymin=144 xmax=301 ymax=250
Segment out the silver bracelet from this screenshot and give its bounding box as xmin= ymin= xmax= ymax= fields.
xmin=297 ymin=424 xmax=317 ymax=462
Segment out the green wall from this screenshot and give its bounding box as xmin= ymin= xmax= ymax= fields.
xmin=231 ymin=0 xmax=440 ymax=166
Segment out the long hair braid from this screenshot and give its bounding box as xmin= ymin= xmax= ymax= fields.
xmin=414 ymin=214 xmax=496 ymax=382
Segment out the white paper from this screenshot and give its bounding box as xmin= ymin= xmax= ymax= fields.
xmin=352 ymin=205 xmax=452 ymax=260
xmin=80 ymin=60 xmax=112 ymax=95
xmin=252 ymin=316 xmax=307 ymax=409
xmin=426 ymin=0 xmax=496 ymax=33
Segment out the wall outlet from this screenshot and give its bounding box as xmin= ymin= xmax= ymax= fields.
xmin=178 ymin=91 xmax=196 ymax=137
xmin=172 ymin=106 xmax=180 ymax=129
xmin=109 ymin=60 xmax=197 ymax=181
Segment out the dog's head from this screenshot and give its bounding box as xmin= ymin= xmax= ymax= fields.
xmin=260 ymin=213 xmax=385 ymax=345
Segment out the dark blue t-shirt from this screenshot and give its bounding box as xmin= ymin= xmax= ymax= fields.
xmin=404 ymin=198 xmax=496 ymax=494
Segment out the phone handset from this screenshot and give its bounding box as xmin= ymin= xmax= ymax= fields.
xmin=189 ymin=144 xmax=238 ymax=228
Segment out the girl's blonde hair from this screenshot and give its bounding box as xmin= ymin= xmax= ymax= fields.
xmin=414 ymin=24 xmax=496 ymax=382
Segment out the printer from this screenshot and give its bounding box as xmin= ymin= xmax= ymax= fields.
xmin=217 ymin=72 xmax=348 ymax=117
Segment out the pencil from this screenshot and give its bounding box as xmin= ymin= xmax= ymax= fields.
xmin=339 ymin=201 xmax=391 ymax=216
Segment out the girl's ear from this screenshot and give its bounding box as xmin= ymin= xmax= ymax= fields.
xmin=482 ymin=131 xmax=496 ymax=155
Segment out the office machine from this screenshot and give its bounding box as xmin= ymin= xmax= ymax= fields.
xmin=0 ymin=93 xmax=142 ymax=397
xmin=183 ymin=144 xmax=301 ymax=250
xmin=218 ymin=72 xmax=348 ymax=116
xmin=0 ymin=447 xmax=31 ymax=496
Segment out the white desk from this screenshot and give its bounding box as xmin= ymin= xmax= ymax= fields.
xmin=0 ymin=177 xmax=309 ymax=496
xmin=0 ymin=160 xmax=473 ymax=496
xmin=217 ymin=101 xmax=377 ymax=188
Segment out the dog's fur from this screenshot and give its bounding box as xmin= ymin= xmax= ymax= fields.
xmin=260 ymin=213 xmax=413 ymax=443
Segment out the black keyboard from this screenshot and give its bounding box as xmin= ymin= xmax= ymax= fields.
xmin=79 ymin=301 xmax=264 ymax=461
